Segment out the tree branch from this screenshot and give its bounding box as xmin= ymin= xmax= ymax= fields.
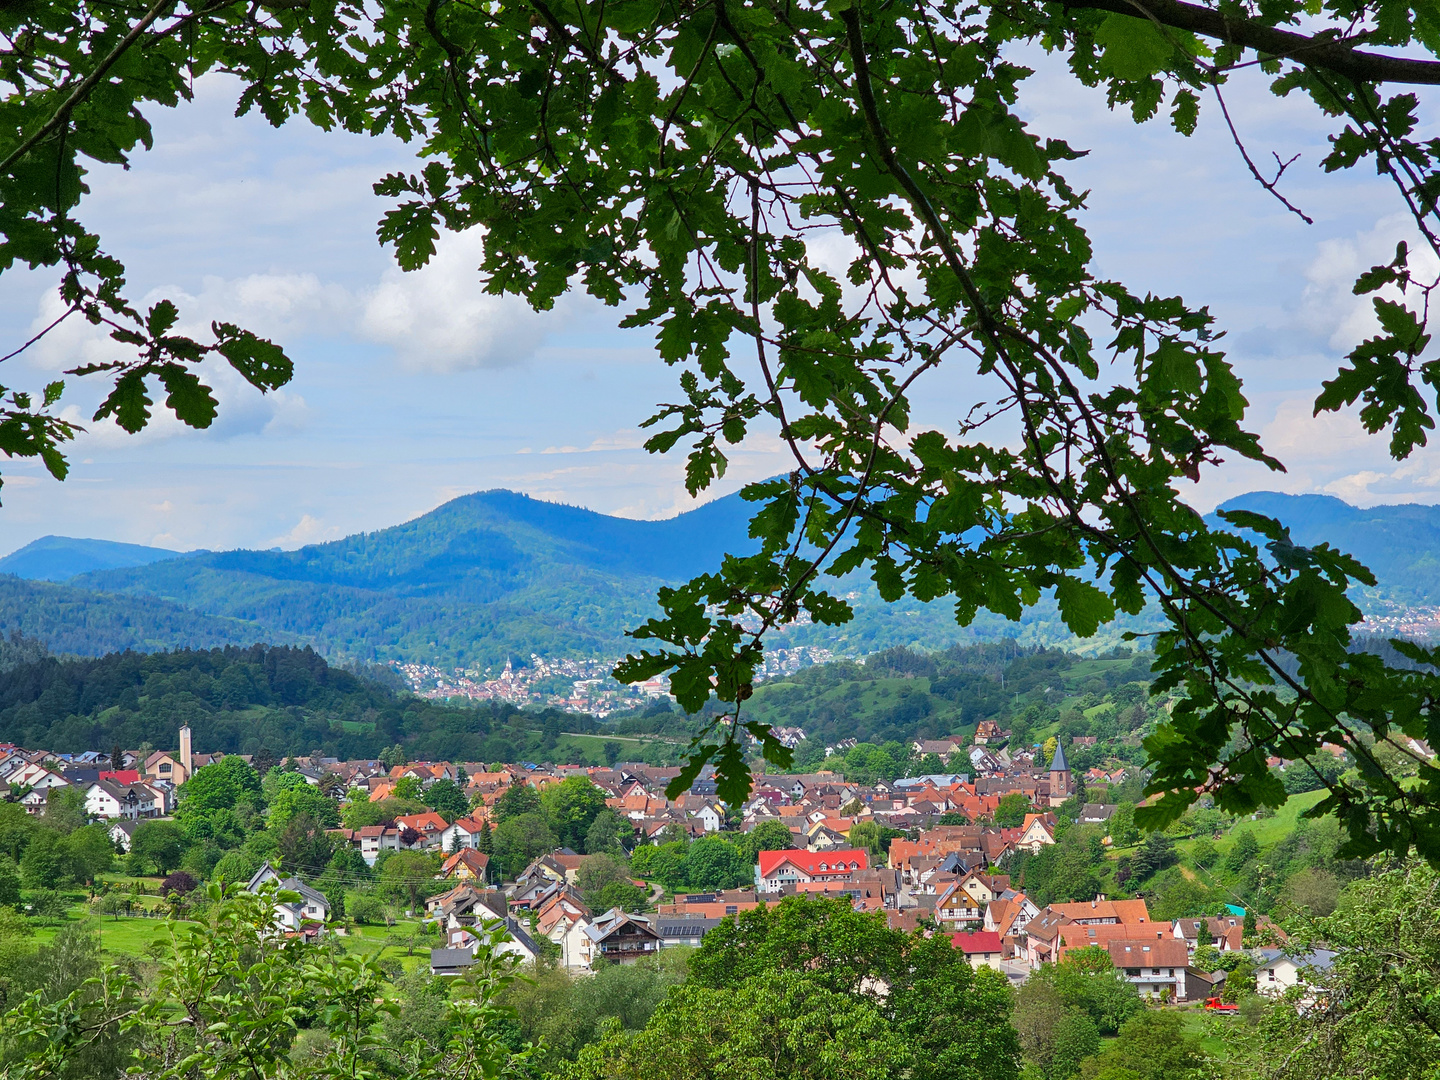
xmin=1060 ymin=0 xmax=1440 ymax=85
xmin=0 ymin=0 xmax=175 ymax=177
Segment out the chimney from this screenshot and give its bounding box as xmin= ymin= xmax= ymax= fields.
xmin=179 ymin=724 xmax=192 ymax=777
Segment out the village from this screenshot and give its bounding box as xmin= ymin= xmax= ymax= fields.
xmin=0 ymin=721 xmax=1320 ymax=1006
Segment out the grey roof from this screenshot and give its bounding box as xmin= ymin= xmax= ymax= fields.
xmin=503 ymin=916 xmax=541 ymax=957
xmin=656 ymin=916 xmax=721 ymax=940
xmin=1256 ymin=947 xmax=1337 ymax=972
xmin=431 ymin=948 xmax=476 ymax=971
xmin=1048 ymin=740 xmax=1069 ymax=773
xmin=895 ymin=774 xmax=964 ymax=789
xmin=245 ymin=861 xmax=330 ymax=914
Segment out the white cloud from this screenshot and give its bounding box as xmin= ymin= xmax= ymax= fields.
xmin=1260 ymin=397 xmax=1374 ymax=460
xmin=360 ymin=228 xmax=550 ymax=371
xmin=1300 ymin=213 xmax=1440 ymax=353
xmin=26 ymin=271 xmax=356 ymax=373
xmin=270 ymin=513 xmax=343 ymax=549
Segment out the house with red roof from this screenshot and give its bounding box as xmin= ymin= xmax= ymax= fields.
xmin=755 ymin=848 xmax=869 ymax=893
xmin=440 ymin=848 xmax=491 ymax=882
xmin=396 ymin=811 xmax=449 ymax=847
xmin=951 ymin=929 xmax=1005 ymax=969
xmin=1106 ymin=937 xmax=1196 ymax=1000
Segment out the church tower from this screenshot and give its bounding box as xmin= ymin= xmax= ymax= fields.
xmin=179 ymin=724 xmax=193 ymax=778
xmin=1047 ymin=739 xmax=1071 ymax=808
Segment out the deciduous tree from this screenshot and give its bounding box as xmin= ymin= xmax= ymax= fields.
xmin=994 ymin=793 xmax=1033 ymax=828
xmin=127 ymin=821 xmax=187 ymax=877
xmin=8 ymin=0 xmax=1440 ymax=853
xmin=493 ymin=781 xmax=542 ymax=824
xmin=541 ymin=777 xmax=609 ymax=851
xmin=424 ymin=779 xmax=470 ymax=824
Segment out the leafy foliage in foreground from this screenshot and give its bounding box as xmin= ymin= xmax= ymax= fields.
xmin=686 ymin=895 xmax=1020 ymax=1080
xmin=1236 ymin=860 xmax=1440 ymax=1080
xmin=4 ymin=0 xmax=1440 ymax=853
xmin=0 ymin=884 xmax=529 ymax=1080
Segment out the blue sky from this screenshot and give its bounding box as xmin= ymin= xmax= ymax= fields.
xmin=0 ymin=53 xmax=1435 ymax=557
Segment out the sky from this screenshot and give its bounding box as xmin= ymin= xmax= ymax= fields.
xmin=0 ymin=47 xmax=1435 ymax=557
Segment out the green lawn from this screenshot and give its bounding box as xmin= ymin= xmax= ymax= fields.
xmin=1178 ymin=1005 xmax=1233 ymax=1057
xmin=92 ymin=915 xmax=177 ymax=956
xmin=1202 ymin=789 xmax=1328 ymax=857
xmin=32 ymin=892 xmax=437 ymax=972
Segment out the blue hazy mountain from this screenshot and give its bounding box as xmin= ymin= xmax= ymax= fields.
xmin=65 ymin=489 xmax=763 ymax=666
xmin=1214 ymin=491 xmax=1440 ymax=604
xmin=0 ymin=535 xmax=188 ymax=582
xmin=9 ymin=488 xmax=1439 ymax=666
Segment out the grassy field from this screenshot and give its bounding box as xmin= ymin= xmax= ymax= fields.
xmin=552 ymin=730 xmax=679 ymax=765
xmin=1165 ymin=789 xmax=1329 ymax=866
xmin=91 ymin=915 xmax=176 ymax=955
xmin=1178 ymin=1005 xmax=1235 ymax=1057
xmin=1059 ymin=657 xmax=1143 ymax=690
xmin=29 ymin=877 xmax=439 ymax=974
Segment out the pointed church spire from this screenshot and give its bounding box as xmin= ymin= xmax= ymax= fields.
xmin=1048 ymin=738 xmax=1068 ymax=775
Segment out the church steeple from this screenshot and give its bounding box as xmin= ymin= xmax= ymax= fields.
xmin=1048 ymin=739 xmax=1068 ymax=775
xmin=1047 ymin=739 xmax=1071 ymax=807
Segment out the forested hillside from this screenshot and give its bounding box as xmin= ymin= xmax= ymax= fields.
xmin=57 ymin=489 xmax=760 ymax=667
xmin=8 ymin=489 xmax=1440 ymax=670
xmin=0 ymin=576 xmax=271 ymax=655
xmin=1214 ymin=492 xmax=1440 ymax=606
xmin=0 ymin=644 xmax=614 ymax=763
xmin=619 ymin=640 xmax=1148 ymax=734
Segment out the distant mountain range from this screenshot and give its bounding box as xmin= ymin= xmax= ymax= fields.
xmin=1211 ymin=492 xmax=1440 ymax=605
xmin=0 ymin=490 xmax=763 ymax=666
xmin=0 ymin=535 xmax=189 ymax=581
xmin=1 ymin=489 xmax=1436 ymax=665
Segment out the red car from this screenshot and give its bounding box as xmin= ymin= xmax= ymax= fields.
xmin=1204 ymin=996 xmax=1239 ymax=1013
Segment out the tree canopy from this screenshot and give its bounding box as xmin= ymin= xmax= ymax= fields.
xmin=4 ymin=0 xmax=1440 ymax=853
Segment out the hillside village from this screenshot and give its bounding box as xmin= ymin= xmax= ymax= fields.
xmin=2 ymin=717 xmax=1318 ymax=1003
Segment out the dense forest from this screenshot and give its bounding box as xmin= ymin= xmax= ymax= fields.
xmin=615 ymin=642 xmax=1155 ymax=760
xmin=0 ymin=643 xmax=608 ymax=762
xmin=0 ymin=576 xmax=270 ymax=656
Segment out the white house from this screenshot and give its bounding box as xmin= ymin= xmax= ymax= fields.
xmin=357 ymin=825 xmax=401 ymax=866
xmin=1255 ymin=948 xmax=1338 ymax=999
xmin=13 ymin=766 xmax=69 ymax=813
xmin=1105 ymin=938 xmax=1196 ymax=1001
xmin=755 ymin=849 xmax=868 ymax=893
xmin=430 ymin=917 xmax=542 ymax=976
xmin=108 ymin=819 xmax=139 ymax=852
xmin=1015 ymin=814 xmax=1056 ymax=853
xmin=84 ymin=780 xmax=158 ymax=820
xmin=438 ymin=816 xmax=487 ymax=852
xmin=246 ymin=863 xmax=331 ymax=932
xmin=689 ymin=803 xmax=723 ymax=833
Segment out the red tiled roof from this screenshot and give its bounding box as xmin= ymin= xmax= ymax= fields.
xmin=757 ymin=849 xmax=868 ymax=877
xmin=952 ymin=930 xmax=1003 ymax=954
xmin=396 ymin=812 xmax=448 ymax=833
xmin=1106 ymin=938 xmax=1190 ymax=968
